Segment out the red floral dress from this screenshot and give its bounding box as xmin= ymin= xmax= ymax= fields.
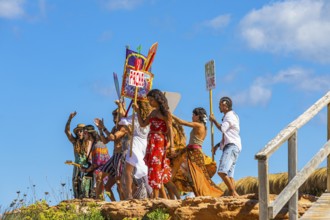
xmin=144 ymin=117 xmax=172 ymax=189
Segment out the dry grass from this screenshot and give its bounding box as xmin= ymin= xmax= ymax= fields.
xmin=218 ymin=167 xmax=327 ymax=196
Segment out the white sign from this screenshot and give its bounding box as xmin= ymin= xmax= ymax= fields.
xmin=129 ymin=70 xmax=145 ymax=88
xmin=205 ymin=60 xmax=216 ymax=90
xmin=163 ymin=91 xmax=181 ymax=113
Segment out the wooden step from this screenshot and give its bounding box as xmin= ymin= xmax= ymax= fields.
xmin=300 ymin=193 xmax=330 ymax=219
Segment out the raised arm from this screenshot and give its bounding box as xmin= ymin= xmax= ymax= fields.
xmin=94 ymin=118 xmax=128 ymax=144
xmin=65 ymin=111 xmax=76 ymax=144
xmin=94 ymin=118 xmax=108 ymax=144
xmin=172 ymin=114 xmax=203 ymax=129
xmin=115 ymin=100 xmax=126 ymax=117
xmin=106 ymin=126 xmax=128 ymax=142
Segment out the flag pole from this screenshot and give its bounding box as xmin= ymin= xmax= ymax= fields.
xmin=130 ymin=45 xmax=142 ymax=157
xmin=130 ymin=86 xmax=138 ymax=157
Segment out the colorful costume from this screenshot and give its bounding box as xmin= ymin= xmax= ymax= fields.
xmin=72 ymin=149 xmax=90 ymax=198
xmin=91 ymin=141 xmax=110 ymax=174
xmin=185 ymin=130 xmax=223 ymax=197
xmin=144 ymin=117 xmax=171 ymax=189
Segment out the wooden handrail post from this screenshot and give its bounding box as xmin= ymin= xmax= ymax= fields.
xmin=288 ymin=132 xmax=298 ymax=220
xmin=256 ymin=91 xmax=330 ymax=219
xmin=258 ymin=159 xmax=270 ymax=220
xmin=327 ymin=103 xmax=330 ymax=192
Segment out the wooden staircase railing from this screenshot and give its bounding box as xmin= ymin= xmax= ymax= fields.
xmin=255 ymin=91 xmax=330 ymax=220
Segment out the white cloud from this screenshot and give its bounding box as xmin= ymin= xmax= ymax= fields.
xmin=233 ymin=83 xmax=272 ymax=106
xmin=0 ymin=0 xmax=25 ymax=19
xmin=187 ymin=14 xmax=230 ymax=38
xmin=240 ymin=0 xmax=330 ymax=63
xmin=202 ymin=14 xmax=231 ymax=31
xmin=0 ymin=0 xmax=47 ymax=21
xmin=270 ymin=67 xmax=330 ymax=92
xmin=102 ymin=0 xmax=144 ymax=11
xmin=233 ymin=67 xmax=330 ymax=106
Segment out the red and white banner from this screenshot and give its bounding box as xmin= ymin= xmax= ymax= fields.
xmin=129 ymin=70 xmax=145 ymax=88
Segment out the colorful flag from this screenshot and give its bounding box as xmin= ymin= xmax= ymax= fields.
xmin=121 ymin=48 xmax=154 ymax=101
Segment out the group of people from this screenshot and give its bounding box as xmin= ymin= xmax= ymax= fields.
xmin=64 ymin=89 xmax=242 ymax=201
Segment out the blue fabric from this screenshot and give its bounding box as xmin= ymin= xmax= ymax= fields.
xmin=217 ymin=143 xmax=240 ymax=178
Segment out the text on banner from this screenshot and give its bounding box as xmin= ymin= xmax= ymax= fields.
xmin=129 ymin=70 xmax=145 ymax=88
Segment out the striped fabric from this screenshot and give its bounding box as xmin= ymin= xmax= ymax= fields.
xmin=101 ymin=152 xmax=123 ymax=178
xmin=133 ymin=176 xmax=152 ymax=199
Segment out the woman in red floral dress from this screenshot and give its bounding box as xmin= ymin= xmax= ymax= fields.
xmin=134 ymin=89 xmax=175 ymax=199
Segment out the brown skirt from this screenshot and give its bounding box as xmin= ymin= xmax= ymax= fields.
xmin=187 ymin=147 xmax=223 ymax=197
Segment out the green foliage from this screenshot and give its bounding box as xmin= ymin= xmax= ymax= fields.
xmin=123 ymin=218 xmax=141 ymax=220
xmin=3 ymin=200 xmax=104 ymax=220
xmin=143 ymin=208 xmax=170 ymax=220
xmin=121 ymin=208 xmax=170 ymax=220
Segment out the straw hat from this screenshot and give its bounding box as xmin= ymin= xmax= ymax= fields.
xmin=83 ymin=125 xmax=97 ymax=134
xmin=73 ymin=123 xmax=85 ymax=134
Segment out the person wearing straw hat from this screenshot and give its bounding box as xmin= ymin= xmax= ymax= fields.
xmin=81 ymin=125 xmax=111 ymax=200
xmin=64 ymin=111 xmax=89 ymax=198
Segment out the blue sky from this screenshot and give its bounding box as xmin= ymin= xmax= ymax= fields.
xmin=1 ymin=0 xmax=330 ymax=208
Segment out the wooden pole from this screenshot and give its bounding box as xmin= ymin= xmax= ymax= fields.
xmin=258 ymin=159 xmax=270 ymax=220
xmin=130 ymin=87 xmax=138 ymax=157
xmin=288 ymin=132 xmax=298 ymax=220
xmin=210 ymin=90 xmax=215 ymax=161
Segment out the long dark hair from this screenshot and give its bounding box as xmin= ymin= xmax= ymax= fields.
xmin=73 ymin=138 xmax=86 ymax=155
xmin=193 ymin=107 xmax=208 ymax=128
xmin=147 ymin=89 xmax=170 ymax=119
xmin=72 ymin=129 xmax=86 ymax=155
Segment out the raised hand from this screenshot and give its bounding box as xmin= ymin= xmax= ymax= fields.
xmin=209 ymin=113 xmax=216 ymax=123
xmin=69 ymin=111 xmax=77 ymax=119
xmin=115 ymin=100 xmax=120 ymax=106
xmin=132 ymin=103 xmax=139 ymax=112
xmin=94 ymin=118 xmax=104 ymax=129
